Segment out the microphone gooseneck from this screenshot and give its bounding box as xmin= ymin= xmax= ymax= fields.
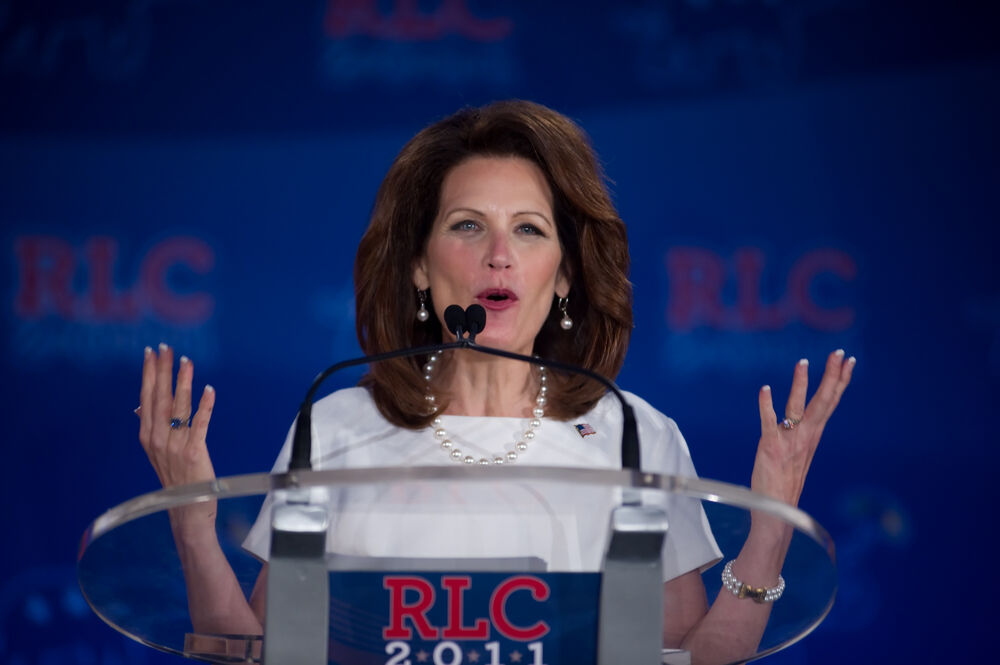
xmin=290 ymin=303 xmax=641 ymax=472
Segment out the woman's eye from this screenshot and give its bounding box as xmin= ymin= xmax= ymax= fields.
xmin=451 ymin=219 xmax=480 ymax=232
xmin=517 ymin=223 xmax=545 ymax=236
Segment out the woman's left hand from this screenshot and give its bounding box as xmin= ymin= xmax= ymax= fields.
xmin=752 ymin=349 xmax=856 ymax=507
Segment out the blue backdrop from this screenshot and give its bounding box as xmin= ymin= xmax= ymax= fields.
xmin=1 ymin=1 xmax=997 ymax=663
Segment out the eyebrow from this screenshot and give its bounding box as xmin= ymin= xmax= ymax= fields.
xmin=443 ymin=207 xmax=554 ymax=225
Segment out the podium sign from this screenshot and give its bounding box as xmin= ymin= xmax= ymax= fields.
xmin=330 ymin=571 xmax=600 ymax=665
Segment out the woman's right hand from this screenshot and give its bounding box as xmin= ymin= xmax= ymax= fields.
xmin=138 ymin=343 xmax=218 ymax=535
xmin=139 ymin=346 xmax=264 ymax=634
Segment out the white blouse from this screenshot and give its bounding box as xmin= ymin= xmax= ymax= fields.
xmin=244 ymin=387 xmax=721 ymax=579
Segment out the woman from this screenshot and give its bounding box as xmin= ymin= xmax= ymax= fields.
xmin=138 ymin=100 xmax=855 ymax=663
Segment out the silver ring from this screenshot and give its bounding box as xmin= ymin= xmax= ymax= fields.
xmin=781 ymin=417 xmax=802 ymax=430
xmin=170 ymin=417 xmax=189 ymax=430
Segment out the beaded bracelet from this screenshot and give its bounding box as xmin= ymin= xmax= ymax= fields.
xmin=721 ymin=560 xmax=785 ymax=603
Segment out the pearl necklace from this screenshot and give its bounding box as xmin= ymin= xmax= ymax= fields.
xmin=423 ymin=353 xmax=547 ymax=465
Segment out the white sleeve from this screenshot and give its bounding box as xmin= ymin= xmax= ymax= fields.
xmin=240 ymin=419 xmax=300 ymax=562
xmin=628 ymin=394 xmax=724 ymax=580
xmin=240 ymin=387 xmax=382 ymax=561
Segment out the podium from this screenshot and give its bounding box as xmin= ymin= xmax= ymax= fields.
xmin=77 ymin=467 xmax=836 ymax=664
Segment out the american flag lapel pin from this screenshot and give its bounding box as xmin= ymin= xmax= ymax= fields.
xmin=575 ymin=423 xmax=596 ymax=437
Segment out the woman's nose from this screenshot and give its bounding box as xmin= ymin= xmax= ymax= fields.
xmin=486 ymin=232 xmax=512 ymax=270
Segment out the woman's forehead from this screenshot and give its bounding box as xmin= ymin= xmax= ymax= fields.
xmin=437 ymin=156 xmax=553 ymax=214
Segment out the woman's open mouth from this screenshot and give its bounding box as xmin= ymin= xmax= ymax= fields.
xmin=476 ymin=288 xmax=518 ymax=311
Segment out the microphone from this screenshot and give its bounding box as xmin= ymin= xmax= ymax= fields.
xmin=289 ymin=304 xmax=641 ymax=471
xmin=465 ymin=304 xmax=486 ymax=342
xmin=444 ymin=305 xmax=467 ymax=339
xmin=444 ymin=304 xmax=485 ymax=342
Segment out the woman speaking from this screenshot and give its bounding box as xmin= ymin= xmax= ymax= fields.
xmin=136 ymin=100 xmax=855 ymax=664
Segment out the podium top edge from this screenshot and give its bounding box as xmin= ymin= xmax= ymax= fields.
xmin=79 ymin=466 xmax=833 ymax=560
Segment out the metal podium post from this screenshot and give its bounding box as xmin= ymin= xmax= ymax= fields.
xmin=597 ymin=496 xmax=688 ymax=665
xmin=264 ymin=491 xmax=330 ymax=664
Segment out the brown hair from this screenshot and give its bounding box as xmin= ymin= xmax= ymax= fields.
xmin=354 ymin=100 xmax=632 ymax=428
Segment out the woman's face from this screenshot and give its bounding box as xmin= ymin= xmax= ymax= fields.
xmin=414 ymin=156 xmax=570 ymax=355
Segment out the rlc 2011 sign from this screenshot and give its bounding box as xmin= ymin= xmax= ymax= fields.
xmin=331 ymin=571 xmax=597 ymax=665
xmin=383 ymin=575 xmax=550 ymax=641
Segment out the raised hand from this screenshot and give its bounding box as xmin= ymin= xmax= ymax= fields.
xmin=137 ymin=343 xmax=219 ymax=538
xmin=136 ymin=345 xmax=264 ymax=633
xmin=752 ymin=349 xmax=855 ymax=507
xmin=138 ymin=343 xmax=217 ymax=488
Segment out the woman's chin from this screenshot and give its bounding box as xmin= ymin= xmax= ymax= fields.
xmin=473 ymin=331 xmax=534 ymax=356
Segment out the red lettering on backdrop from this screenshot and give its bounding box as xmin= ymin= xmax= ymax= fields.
xmin=665 ymin=247 xmax=727 ymax=329
xmin=489 ymin=576 xmax=550 ymax=641
xmin=666 ymin=247 xmax=856 ymax=332
xmin=441 ymin=576 xmax=490 ymax=639
xmin=14 ymin=236 xmax=76 ymax=317
xmin=86 ymin=237 xmax=119 ymax=318
xmin=140 ymin=237 xmax=214 ymax=324
xmin=734 ymin=247 xmax=784 ymax=330
xmin=324 ymin=0 xmax=513 ymax=42
xmin=787 ymin=248 xmax=857 ymax=331
xmin=383 ymin=577 xmax=440 ymax=640
xmin=13 ymin=235 xmax=214 ymax=325
xmin=85 ymin=237 xmax=140 ymax=319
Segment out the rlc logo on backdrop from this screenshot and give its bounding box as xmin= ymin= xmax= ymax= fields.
xmin=662 ymin=247 xmax=859 ymax=372
xmin=667 ymin=247 xmax=855 ymax=331
xmin=325 ymin=0 xmax=513 ymax=41
xmin=15 ymin=236 xmax=213 ymax=324
xmin=320 ymin=0 xmax=516 ymax=87
xmin=9 ymin=235 xmax=217 ymax=364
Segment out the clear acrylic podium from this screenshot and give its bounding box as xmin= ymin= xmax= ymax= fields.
xmin=77 ymin=466 xmax=836 ymax=665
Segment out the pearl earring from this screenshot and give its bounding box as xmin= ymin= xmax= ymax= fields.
xmin=416 ymin=289 xmax=430 ymax=322
xmin=558 ymin=296 xmax=573 ymax=330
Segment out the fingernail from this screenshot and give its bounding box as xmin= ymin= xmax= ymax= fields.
xmin=180 ymin=355 xmax=190 ymax=364
xmin=834 ymin=349 xmax=845 ymax=357
xmin=133 ymin=406 xmax=142 ymax=416
xmin=762 ymin=385 xmax=771 ymax=392
xmin=798 ymin=358 xmax=808 ymax=366
xmin=144 ymin=346 xmax=152 ymax=356
xmin=848 ymin=356 xmax=856 ymax=364
xmin=205 ymin=385 xmax=215 ymax=393
xmin=159 ymin=342 xmax=169 ymax=352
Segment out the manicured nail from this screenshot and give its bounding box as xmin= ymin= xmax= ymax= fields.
xmin=133 ymin=406 xmax=142 ymax=416
xmin=834 ymin=349 xmax=845 ymax=357
xmin=798 ymin=358 xmax=808 ymax=366
xmin=159 ymin=342 xmax=168 ymax=352
xmin=762 ymin=385 xmax=771 ymax=392
xmin=848 ymin=356 xmax=856 ymax=364
xmin=205 ymin=385 xmax=215 ymax=393
xmin=180 ymin=355 xmax=190 ymax=364
xmin=144 ymin=346 xmax=152 ymax=356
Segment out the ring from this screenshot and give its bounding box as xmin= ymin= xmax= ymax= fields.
xmin=781 ymin=417 xmax=802 ymax=430
xmin=170 ymin=417 xmax=190 ymax=429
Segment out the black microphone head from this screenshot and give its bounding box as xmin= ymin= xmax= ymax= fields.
xmin=465 ymin=304 xmax=486 ymax=339
xmin=444 ymin=304 xmax=467 ymax=337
